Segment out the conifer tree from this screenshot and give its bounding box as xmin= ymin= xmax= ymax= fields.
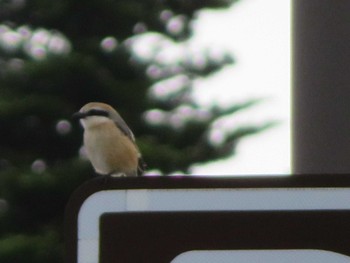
xmin=0 ymin=0 xmax=273 ymax=261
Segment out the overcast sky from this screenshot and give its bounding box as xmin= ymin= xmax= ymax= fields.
xmin=190 ymin=0 xmax=291 ymax=176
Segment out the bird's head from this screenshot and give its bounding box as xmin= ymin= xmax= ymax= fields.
xmin=73 ymin=102 xmax=117 ymax=129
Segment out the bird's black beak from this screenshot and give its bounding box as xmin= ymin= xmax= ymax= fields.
xmin=72 ymin=112 xmax=86 ymax=120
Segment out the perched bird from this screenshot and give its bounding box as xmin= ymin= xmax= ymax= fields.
xmin=73 ymin=102 xmax=145 ymax=177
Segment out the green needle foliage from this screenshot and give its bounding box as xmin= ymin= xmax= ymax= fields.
xmin=0 ymin=0 xmax=275 ymax=262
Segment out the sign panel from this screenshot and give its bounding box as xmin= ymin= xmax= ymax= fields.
xmin=172 ymin=250 xmax=350 ymax=263
xmin=65 ymin=175 xmax=350 ymax=263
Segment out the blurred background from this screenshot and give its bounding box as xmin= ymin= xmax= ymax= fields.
xmin=0 ymin=0 xmax=290 ymax=262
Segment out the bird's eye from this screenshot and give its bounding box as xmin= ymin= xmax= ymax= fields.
xmin=87 ymin=109 xmax=109 ymax=117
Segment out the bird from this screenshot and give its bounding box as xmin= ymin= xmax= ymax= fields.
xmin=73 ymin=102 xmax=146 ymax=177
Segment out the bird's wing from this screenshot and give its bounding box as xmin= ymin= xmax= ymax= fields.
xmin=113 ymin=112 xmax=146 ymax=176
xmin=113 ymin=114 xmax=135 ymax=142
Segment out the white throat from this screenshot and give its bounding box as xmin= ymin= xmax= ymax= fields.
xmin=80 ymin=116 xmax=110 ymax=129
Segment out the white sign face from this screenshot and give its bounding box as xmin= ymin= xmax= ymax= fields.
xmin=77 ymin=187 xmax=350 ymax=263
xmin=172 ymin=250 xmax=350 ymax=263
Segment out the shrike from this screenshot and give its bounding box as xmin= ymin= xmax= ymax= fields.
xmin=73 ymin=102 xmax=145 ymax=177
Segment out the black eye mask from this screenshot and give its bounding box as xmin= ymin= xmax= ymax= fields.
xmin=72 ymin=109 xmax=109 ymax=119
xmin=86 ymin=109 xmax=109 ymax=117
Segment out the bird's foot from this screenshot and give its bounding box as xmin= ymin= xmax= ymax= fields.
xmin=110 ymin=172 xmax=127 ymax=178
